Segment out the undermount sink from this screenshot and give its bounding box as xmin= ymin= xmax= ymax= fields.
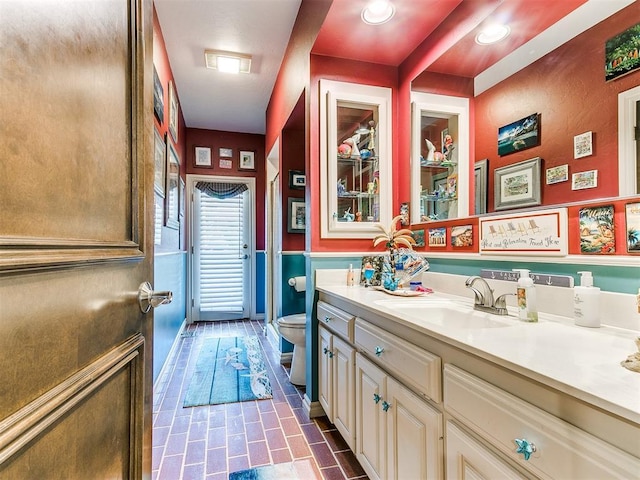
xmin=373 ymin=297 xmax=515 ymax=329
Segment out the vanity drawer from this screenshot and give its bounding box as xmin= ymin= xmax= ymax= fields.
xmin=354 ymin=318 xmax=441 ymax=403
xmin=317 ymin=301 xmax=355 ymax=342
xmin=444 ymin=364 xmax=640 ymax=479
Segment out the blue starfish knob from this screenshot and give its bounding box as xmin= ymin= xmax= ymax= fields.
xmin=514 ymin=438 xmax=536 ymax=461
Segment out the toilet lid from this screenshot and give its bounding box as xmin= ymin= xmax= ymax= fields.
xmin=278 ymin=313 xmax=306 ymax=326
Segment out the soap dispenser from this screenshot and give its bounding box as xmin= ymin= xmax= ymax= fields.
xmin=513 ymin=269 xmax=538 ymax=322
xmin=574 ymin=271 xmax=601 ymax=328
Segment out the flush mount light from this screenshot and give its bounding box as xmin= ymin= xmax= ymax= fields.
xmin=475 ymin=24 xmax=511 ymax=45
xmin=361 ymin=0 xmax=395 ymax=25
xmin=204 ymin=49 xmax=252 ymax=74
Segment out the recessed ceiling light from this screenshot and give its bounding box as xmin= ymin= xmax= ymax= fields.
xmin=361 ymin=0 xmax=395 ymax=25
xmin=204 ymin=49 xmax=252 ymax=74
xmin=475 ymin=24 xmax=511 ymax=45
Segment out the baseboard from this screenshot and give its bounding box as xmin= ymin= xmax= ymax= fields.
xmin=265 ymin=322 xmax=294 ymax=364
xmin=153 ymin=318 xmax=187 ymax=391
xmin=303 ymin=394 xmax=326 ymax=419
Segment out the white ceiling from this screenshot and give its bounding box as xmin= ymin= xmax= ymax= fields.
xmin=154 ymin=0 xmax=302 ymax=135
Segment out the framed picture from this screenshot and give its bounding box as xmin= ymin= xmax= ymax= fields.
xmin=494 ymin=157 xmax=542 ymax=210
xmin=546 ymin=164 xmax=569 ymax=185
xmin=289 ymin=170 xmax=306 ymax=189
xmin=428 ymin=227 xmax=446 ymax=247
xmin=572 ymin=169 xmax=598 ymax=190
xmin=154 ymin=192 xmax=163 ymax=245
xmin=194 ymin=146 xmax=212 ymax=167
xmin=287 ymin=198 xmax=305 ymax=233
xmin=626 ymin=202 xmax=640 ymax=253
xmin=165 ymin=139 xmax=180 ymax=230
xmin=219 ymin=147 xmax=233 ymax=158
xmin=154 ymin=127 xmax=166 ymax=197
xmin=179 ymin=177 xmax=185 ymax=217
xmin=153 ymin=66 xmax=164 ymax=124
xmin=574 ymin=131 xmax=593 ymax=159
xmin=605 ymin=23 xmax=640 ymax=81
xmin=413 ymin=229 xmax=425 ymax=247
xmin=168 ymin=80 xmax=178 ymax=143
xmin=219 ymin=158 xmax=232 ymax=169
xmin=497 ymin=113 xmax=539 ymax=156
xmin=451 ymin=225 xmax=473 ymax=247
xmin=474 ymin=159 xmax=488 ymax=215
xmin=579 ymin=205 xmax=615 ymax=254
xmin=239 ymin=150 xmax=255 ymax=170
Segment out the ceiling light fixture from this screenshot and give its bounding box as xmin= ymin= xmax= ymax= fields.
xmin=361 ymin=0 xmax=395 ymax=25
xmin=204 ymin=49 xmax=252 ymax=74
xmin=475 ymin=24 xmax=511 ymax=45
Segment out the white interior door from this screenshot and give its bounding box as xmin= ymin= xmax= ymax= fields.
xmin=188 ymin=175 xmax=255 ymax=321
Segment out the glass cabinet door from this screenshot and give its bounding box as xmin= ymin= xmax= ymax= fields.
xmin=320 ymin=79 xmax=392 ymax=238
xmin=410 ymin=92 xmax=469 ymax=223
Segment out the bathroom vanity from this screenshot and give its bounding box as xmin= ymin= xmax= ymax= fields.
xmin=315 ymin=283 xmax=640 ymax=480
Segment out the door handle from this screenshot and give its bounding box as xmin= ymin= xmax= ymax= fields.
xmin=138 ymin=282 xmax=173 ymax=313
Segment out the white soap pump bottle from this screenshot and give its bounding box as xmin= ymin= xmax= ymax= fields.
xmin=513 ymin=269 xmax=538 ymax=322
xmin=574 ymin=271 xmax=601 ymax=327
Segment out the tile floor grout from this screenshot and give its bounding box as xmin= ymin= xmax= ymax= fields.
xmin=152 ymin=319 xmax=368 ymax=480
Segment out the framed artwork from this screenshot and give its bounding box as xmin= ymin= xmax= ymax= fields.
xmin=572 ymin=170 xmax=598 ymax=190
xmin=165 ymin=139 xmax=180 ymax=230
xmin=219 ymin=158 xmax=232 ymax=169
xmin=154 ymin=127 xmax=166 ymax=197
xmin=412 ymin=229 xmax=425 ymax=247
xmin=289 ymin=170 xmax=306 ymax=189
xmin=474 ymin=159 xmax=488 ymax=215
xmin=154 ymin=192 xmax=163 ymax=245
xmin=451 ymin=225 xmax=473 ymax=247
xmin=179 ymin=177 xmax=185 ymax=217
xmin=153 ymin=66 xmax=164 ymax=124
xmin=579 ymin=205 xmax=615 ymax=254
xmin=168 ymin=80 xmax=178 ymax=143
xmin=219 ymin=147 xmax=233 ymax=158
xmin=494 ymin=157 xmax=541 ymax=210
xmin=546 ymin=164 xmax=568 ymax=185
xmin=239 ymin=150 xmax=255 ymax=170
xmin=428 ymin=227 xmax=446 ymax=247
xmin=574 ymin=131 xmax=593 ymax=159
xmin=497 ymin=113 xmax=539 ymax=156
xmin=287 ymin=198 xmax=305 ymax=233
xmin=626 ymin=202 xmax=640 ymax=253
xmin=194 ymin=146 xmax=212 ymax=167
xmin=605 ymin=23 xmax=640 ymax=81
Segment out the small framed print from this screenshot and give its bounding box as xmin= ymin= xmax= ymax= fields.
xmin=494 ymin=157 xmax=542 ymax=210
xmin=168 ymin=80 xmax=178 ymax=143
xmin=572 ymin=170 xmax=598 ymax=190
xmin=546 ymin=164 xmax=568 ymax=185
xmin=154 ymin=127 xmax=166 ymax=197
xmin=194 ymin=146 xmax=212 ymax=167
xmin=428 ymin=227 xmax=446 ymax=247
xmin=626 ymin=202 xmax=640 ymax=253
xmin=239 ymin=150 xmax=255 ymax=170
xmin=219 ymin=158 xmax=232 ymax=169
xmin=289 ymin=170 xmax=305 ymax=189
xmin=219 ymin=147 xmax=233 ymax=158
xmin=451 ymin=225 xmax=473 ymax=247
xmin=287 ymin=197 xmax=305 ymax=233
xmin=574 ymin=131 xmax=593 ymax=159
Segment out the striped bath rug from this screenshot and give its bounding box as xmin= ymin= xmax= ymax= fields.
xmin=183 ymin=336 xmax=272 ymax=407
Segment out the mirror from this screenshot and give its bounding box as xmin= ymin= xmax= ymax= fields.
xmin=410 ymin=4 xmax=639 ymax=222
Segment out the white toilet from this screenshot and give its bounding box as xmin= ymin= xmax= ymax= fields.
xmin=276 ymin=313 xmax=306 ymax=385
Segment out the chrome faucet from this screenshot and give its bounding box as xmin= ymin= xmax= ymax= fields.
xmin=465 ymin=276 xmax=513 ymax=315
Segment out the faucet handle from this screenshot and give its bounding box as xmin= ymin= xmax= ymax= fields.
xmin=494 ymin=293 xmax=516 ymax=313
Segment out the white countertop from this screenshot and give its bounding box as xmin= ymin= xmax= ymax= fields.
xmin=316 ymin=284 xmax=640 ymax=424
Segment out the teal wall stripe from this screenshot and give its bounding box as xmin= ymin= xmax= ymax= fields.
xmin=256 ymin=251 xmax=266 ymax=315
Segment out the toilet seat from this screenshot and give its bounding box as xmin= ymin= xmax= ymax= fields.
xmin=277 ymin=313 xmax=306 ymax=327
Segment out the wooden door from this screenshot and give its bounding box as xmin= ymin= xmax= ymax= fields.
xmin=0 ymin=0 xmax=155 ymax=477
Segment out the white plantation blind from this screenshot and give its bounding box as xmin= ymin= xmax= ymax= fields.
xmin=197 ymin=190 xmax=245 ymax=315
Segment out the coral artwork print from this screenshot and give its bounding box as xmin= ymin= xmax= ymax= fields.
xmin=579 ymin=205 xmax=615 ymax=254
xmin=626 ymin=202 xmax=640 ymax=253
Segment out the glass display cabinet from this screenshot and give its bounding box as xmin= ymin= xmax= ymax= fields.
xmin=411 ymin=92 xmax=470 ymax=223
xmin=320 ymin=79 xmax=392 ymax=238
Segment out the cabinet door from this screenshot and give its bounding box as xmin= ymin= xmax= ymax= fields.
xmin=386 ymin=377 xmax=444 ymax=480
xmin=319 ymin=79 xmax=392 ymax=238
xmin=332 ymin=335 xmax=355 ymax=450
xmin=318 ymin=325 xmax=333 ymax=419
xmin=355 ymin=353 xmax=387 ymax=480
xmin=445 ymin=421 xmax=527 ymax=480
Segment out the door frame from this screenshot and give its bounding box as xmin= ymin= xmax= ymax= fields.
xmin=618 ymin=84 xmax=640 ymax=196
xmin=186 ymin=174 xmax=256 ymax=323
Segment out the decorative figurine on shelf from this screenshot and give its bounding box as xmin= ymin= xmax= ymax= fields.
xmin=337 ymin=142 xmax=351 ymax=158
xmin=425 ymin=138 xmax=436 ymax=164
xmin=355 ymin=211 xmax=362 ymax=222
xmin=360 ymin=148 xmax=372 ymax=159
xmin=337 ymin=178 xmax=347 ymax=197
xmin=343 ymin=207 xmax=355 ymax=222
xmin=367 ymin=120 xmax=376 ymax=155
xmin=443 ymin=134 xmax=455 ymax=163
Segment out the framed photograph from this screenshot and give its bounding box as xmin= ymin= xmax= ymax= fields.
xmin=605 ymin=23 xmax=640 ymax=81
xmin=287 ymin=198 xmax=305 ymax=233
xmin=546 ymin=164 xmax=569 ymax=185
xmin=625 ymin=202 xmax=640 ymax=253
xmin=168 ymin=80 xmax=178 ymax=143
xmin=239 ymin=150 xmax=255 ymax=170
xmin=194 ymin=147 xmax=212 ymax=167
xmin=451 ymin=225 xmax=473 ymax=247
xmin=219 ymin=147 xmax=233 ymax=158
xmin=497 ymin=113 xmax=539 ymax=156
xmin=153 ymin=66 xmax=164 ymax=124
xmin=154 ymin=127 xmax=166 ymax=197
xmin=289 ymin=170 xmax=306 ymax=189
xmin=474 ymin=159 xmax=488 ymax=215
xmin=572 ymin=169 xmax=598 ymax=190
xmin=219 ymin=158 xmax=232 ymax=169
xmin=574 ymin=131 xmax=593 ymax=159
xmin=428 ymin=227 xmax=446 ymax=247
xmin=165 ymin=139 xmax=180 ymax=230
xmin=413 ymin=229 xmax=425 ymax=247
xmin=494 ymin=157 xmax=542 ymax=210
xmin=579 ymin=205 xmax=615 ymax=254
